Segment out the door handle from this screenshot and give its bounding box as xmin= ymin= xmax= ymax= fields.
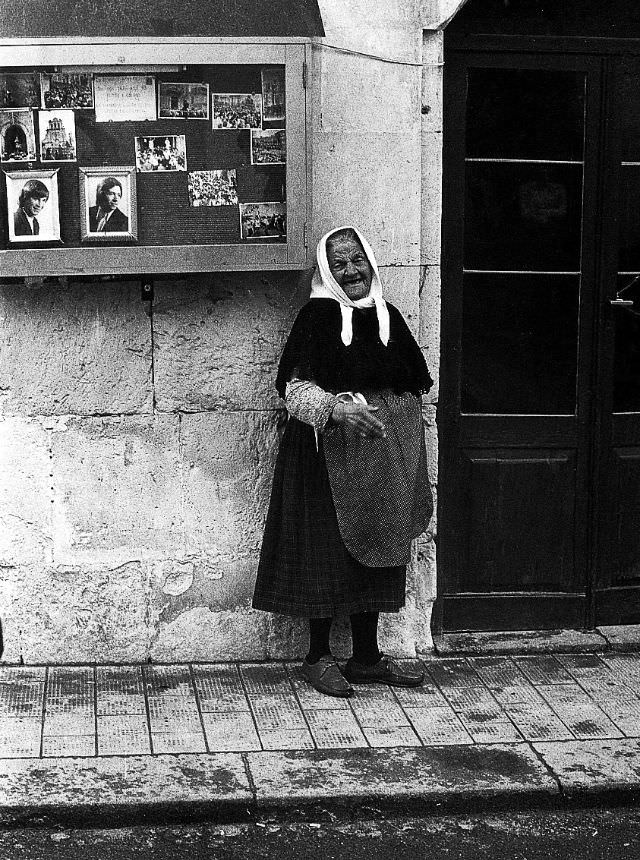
xmin=610 ymin=298 xmax=635 ymax=308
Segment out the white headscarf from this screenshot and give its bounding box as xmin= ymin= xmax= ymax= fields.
xmin=309 ymin=225 xmax=390 ymax=347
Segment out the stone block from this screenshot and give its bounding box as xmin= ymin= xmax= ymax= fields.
xmin=421 ymin=33 xmax=444 ymax=134
xmin=421 ymin=132 xmax=443 ymax=265
xmin=149 ymin=607 xmax=270 ymax=662
xmin=418 ymin=265 xmax=440 ymax=401
xmin=379 ymin=266 xmax=421 ymax=336
xmin=152 ymin=273 xmax=302 ymax=412
xmin=0 ymin=561 xmax=150 ymax=663
xmin=49 ymin=414 xmax=183 ymax=566
xmin=317 ymin=0 xmax=423 ymax=60
xmin=0 ymin=280 xmax=152 ymax=416
xmin=0 ymin=417 xmax=53 ymax=565
xmin=420 ymin=0 xmax=471 ymax=29
xmin=312 ymin=132 xmax=422 ymax=266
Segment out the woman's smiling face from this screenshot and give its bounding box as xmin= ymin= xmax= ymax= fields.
xmin=326 ymin=234 xmax=372 ymax=300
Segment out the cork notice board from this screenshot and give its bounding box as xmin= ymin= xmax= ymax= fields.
xmin=0 ymin=40 xmax=309 ymax=275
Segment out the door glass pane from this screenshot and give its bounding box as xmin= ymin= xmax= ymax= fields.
xmin=462 ymin=274 xmax=579 ymax=414
xmin=466 ymin=68 xmax=586 ymax=160
xmin=619 ymin=61 xmax=640 ymax=161
xmin=464 ymin=163 xmax=583 ymax=271
xmin=613 ymin=275 xmax=640 ymax=413
xmin=619 ymin=166 xmax=640 ymax=271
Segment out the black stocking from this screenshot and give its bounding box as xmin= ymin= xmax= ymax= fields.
xmin=306 ymin=617 xmax=332 ymax=664
xmin=350 ymin=611 xmax=382 ymax=665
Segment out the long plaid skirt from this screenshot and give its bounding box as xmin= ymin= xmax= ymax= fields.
xmin=252 ymin=416 xmax=406 ymax=617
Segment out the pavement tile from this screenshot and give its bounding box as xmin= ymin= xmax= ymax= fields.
xmin=42 ymin=735 xmax=96 ymax=757
xmin=45 ymin=696 xmax=94 ymax=715
xmin=443 ymin=686 xmax=500 ymax=712
xmin=241 ymin=663 xmax=292 ymax=697
xmin=601 ymin=654 xmax=640 ymax=692
xmin=0 ymin=667 xmax=46 ymax=683
xmin=426 ymin=658 xmax=483 ymax=689
xmin=492 ymin=684 xmax=548 ymax=708
xmin=556 ymin=653 xmax=612 ymax=679
xmin=250 ymin=698 xmax=307 ymax=731
xmin=501 ymin=703 xmax=574 ymax=742
xmin=534 ymin=737 xmax=640 ymax=794
xmin=513 ymin=655 xmax=573 ymax=685
xmin=97 ymin=715 xmax=151 ymax=756
xmin=404 ymin=706 xmax=474 ymax=745
xmin=43 ymin=713 xmax=95 ymax=736
xmin=144 ymin=666 xmax=193 ymax=698
xmin=47 ymin=667 xmax=94 ymax=699
xmin=392 ymin=683 xmax=449 ymax=709
xmin=457 ymin=712 xmax=523 ymax=744
xmin=151 ymin=732 xmax=207 ymax=754
xmin=285 ymin=664 xmax=351 ymax=710
xmin=147 ymin=697 xmax=199 ymax=719
xmin=349 ymin=700 xmax=410 ymax=729
xmin=470 ymin=657 xmax=530 ymax=688
xmin=193 ymin=664 xmax=250 ymax=712
xmin=201 ymin=712 xmax=261 ymax=752
xmin=0 ymin=717 xmax=42 ymax=757
xmin=149 ymin=713 xmax=202 ymax=734
xmin=537 ymin=685 xmax=624 ymax=738
xmin=96 ymin=693 xmax=146 ymax=716
xmin=0 ymin=753 xmax=252 ymax=814
xmin=362 ymin=724 xmax=421 ymax=748
xmin=0 ymin=680 xmax=44 ymax=717
xmin=248 ymin=745 xmax=558 ymax=805
xmin=305 ymin=709 xmax=367 ymax=749
xmin=258 ymin=728 xmax=315 ymax=750
xmin=96 ymin=666 xmax=145 ymax=695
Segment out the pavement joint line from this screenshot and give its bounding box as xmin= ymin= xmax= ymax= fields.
xmin=237 ymin=660 xmax=267 ymax=752
xmin=284 ymin=661 xmax=320 ymax=750
xmin=189 ymin=663 xmax=211 ymax=755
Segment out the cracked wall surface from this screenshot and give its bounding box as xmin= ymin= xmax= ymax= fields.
xmin=0 ymin=3 xmax=444 ymax=663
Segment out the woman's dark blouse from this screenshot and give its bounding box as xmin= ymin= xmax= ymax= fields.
xmin=276 ymin=299 xmax=433 ymax=398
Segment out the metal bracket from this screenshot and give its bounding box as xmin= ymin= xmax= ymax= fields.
xmin=141 ymin=279 xmax=154 ymax=302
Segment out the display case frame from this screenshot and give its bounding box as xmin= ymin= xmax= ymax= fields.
xmin=0 ymin=37 xmax=311 ymax=276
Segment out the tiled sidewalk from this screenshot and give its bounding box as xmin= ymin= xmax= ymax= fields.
xmin=2 ymin=652 xmax=640 ymax=759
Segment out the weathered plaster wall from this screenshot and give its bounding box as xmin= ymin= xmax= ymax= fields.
xmin=0 ymin=0 xmax=445 ymax=663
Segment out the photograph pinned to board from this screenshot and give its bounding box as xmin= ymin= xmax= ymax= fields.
xmin=261 ymin=67 xmax=285 ymax=126
xmin=94 ymin=75 xmax=156 ymax=123
xmin=0 ymin=109 xmax=36 ymax=162
xmin=0 ymin=73 xmax=39 ymax=109
xmin=212 ymin=93 xmax=262 ymax=129
xmin=38 ymin=109 xmax=76 ymax=162
xmin=158 ymin=82 xmax=209 ymax=119
xmin=240 ymin=201 xmax=286 ymax=240
xmin=188 ymin=170 xmax=238 ymax=207
xmin=40 ymin=72 xmax=94 ymax=109
xmin=79 ymin=166 xmax=137 ymax=242
xmin=4 ymin=168 xmax=61 ymax=243
xmin=250 ymin=129 xmax=286 ymax=165
xmin=135 ymin=135 xmax=187 ymax=172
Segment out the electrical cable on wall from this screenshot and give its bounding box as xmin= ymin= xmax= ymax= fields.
xmin=313 ymin=41 xmax=445 ymax=68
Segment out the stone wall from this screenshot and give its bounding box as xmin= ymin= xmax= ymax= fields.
xmin=0 ymin=0 xmax=448 ymax=663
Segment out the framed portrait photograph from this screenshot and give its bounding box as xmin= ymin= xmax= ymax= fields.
xmin=4 ymin=168 xmax=61 ymax=243
xmin=188 ymin=170 xmax=238 ymax=207
xmin=240 ymin=202 xmax=286 ymax=240
xmin=79 ymin=166 xmax=137 ymax=242
xmin=40 ymin=72 xmax=94 ymax=110
xmin=0 ymin=73 xmax=39 ymax=109
xmin=38 ymin=109 xmax=76 ymax=162
xmin=135 ymin=135 xmax=187 ymax=172
xmin=212 ymin=93 xmax=262 ymax=129
xmin=0 ymin=109 xmax=36 ymax=162
xmin=158 ymin=82 xmax=209 ymax=119
xmin=250 ymin=129 xmax=286 ymax=165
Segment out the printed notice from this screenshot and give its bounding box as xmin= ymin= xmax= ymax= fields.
xmin=94 ymin=75 xmax=156 ymax=123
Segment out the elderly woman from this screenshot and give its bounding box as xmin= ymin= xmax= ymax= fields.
xmin=252 ymin=226 xmax=433 ymax=697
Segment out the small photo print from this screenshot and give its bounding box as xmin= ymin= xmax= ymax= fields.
xmin=0 ymin=109 xmax=36 ymax=162
xmin=240 ymin=202 xmax=286 ymax=240
xmin=212 ymin=93 xmax=262 ymax=129
xmin=0 ymin=73 xmax=39 ymax=108
xmin=188 ymin=170 xmax=238 ymax=207
xmin=158 ymin=82 xmax=209 ymax=119
xmin=261 ymin=67 xmax=285 ymax=125
xmin=40 ymin=72 xmax=94 ymax=109
xmin=5 ymin=169 xmax=61 ymax=243
xmin=79 ymin=166 xmax=137 ymax=241
xmin=250 ymin=129 xmax=286 ymax=165
xmin=38 ymin=110 xmax=76 ymax=162
xmin=135 ymin=135 xmax=187 ymax=172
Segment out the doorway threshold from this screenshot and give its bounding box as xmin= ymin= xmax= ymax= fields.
xmin=433 ymin=626 xmax=640 ymax=656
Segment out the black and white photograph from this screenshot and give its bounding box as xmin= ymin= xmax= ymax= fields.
xmin=4 ymin=168 xmax=60 ymax=242
xmin=250 ymin=128 xmax=286 ymax=165
xmin=212 ymin=92 xmax=262 ymax=129
xmin=240 ymin=201 xmax=286 ymax=239
xmin=158 ymin=82 xmax=209 ymax=119
xmin=40 ymin=72 xmax=94 ymax=109
xmin=134 ymin=135 xmax=187 ymax=172
xmin=79 ymin=166 xmax=137 ymax=241
xmin=0 ymin=109 xmax=36 ymax=162
xmin=188 ymin=169 xmax=238 ymax=206
xmin=261 ymin=67 xmax=286 ymax=125
xmin=0 ymin=72 xmax=39 ymax=108
xmin=38 ymin=109 xmax=76 ymax=162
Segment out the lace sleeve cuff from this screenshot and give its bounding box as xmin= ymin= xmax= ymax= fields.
xmin=285 ymin=379 xmax=337 ymax=432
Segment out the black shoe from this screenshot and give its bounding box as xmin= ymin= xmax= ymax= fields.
xmin=344 ymin=655 xmax=424 ymax=687
xmin=301 ymin=655 xmax=354 ymax=697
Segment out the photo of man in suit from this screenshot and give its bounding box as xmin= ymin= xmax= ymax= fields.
xmin=14 ymin=179 xmax=49 ymax=236
xmin=88 ymin=176 xmax=128 ymax=233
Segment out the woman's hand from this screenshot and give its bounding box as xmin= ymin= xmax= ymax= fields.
xmin=331 ymin=401 xmax=386 ymax=439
